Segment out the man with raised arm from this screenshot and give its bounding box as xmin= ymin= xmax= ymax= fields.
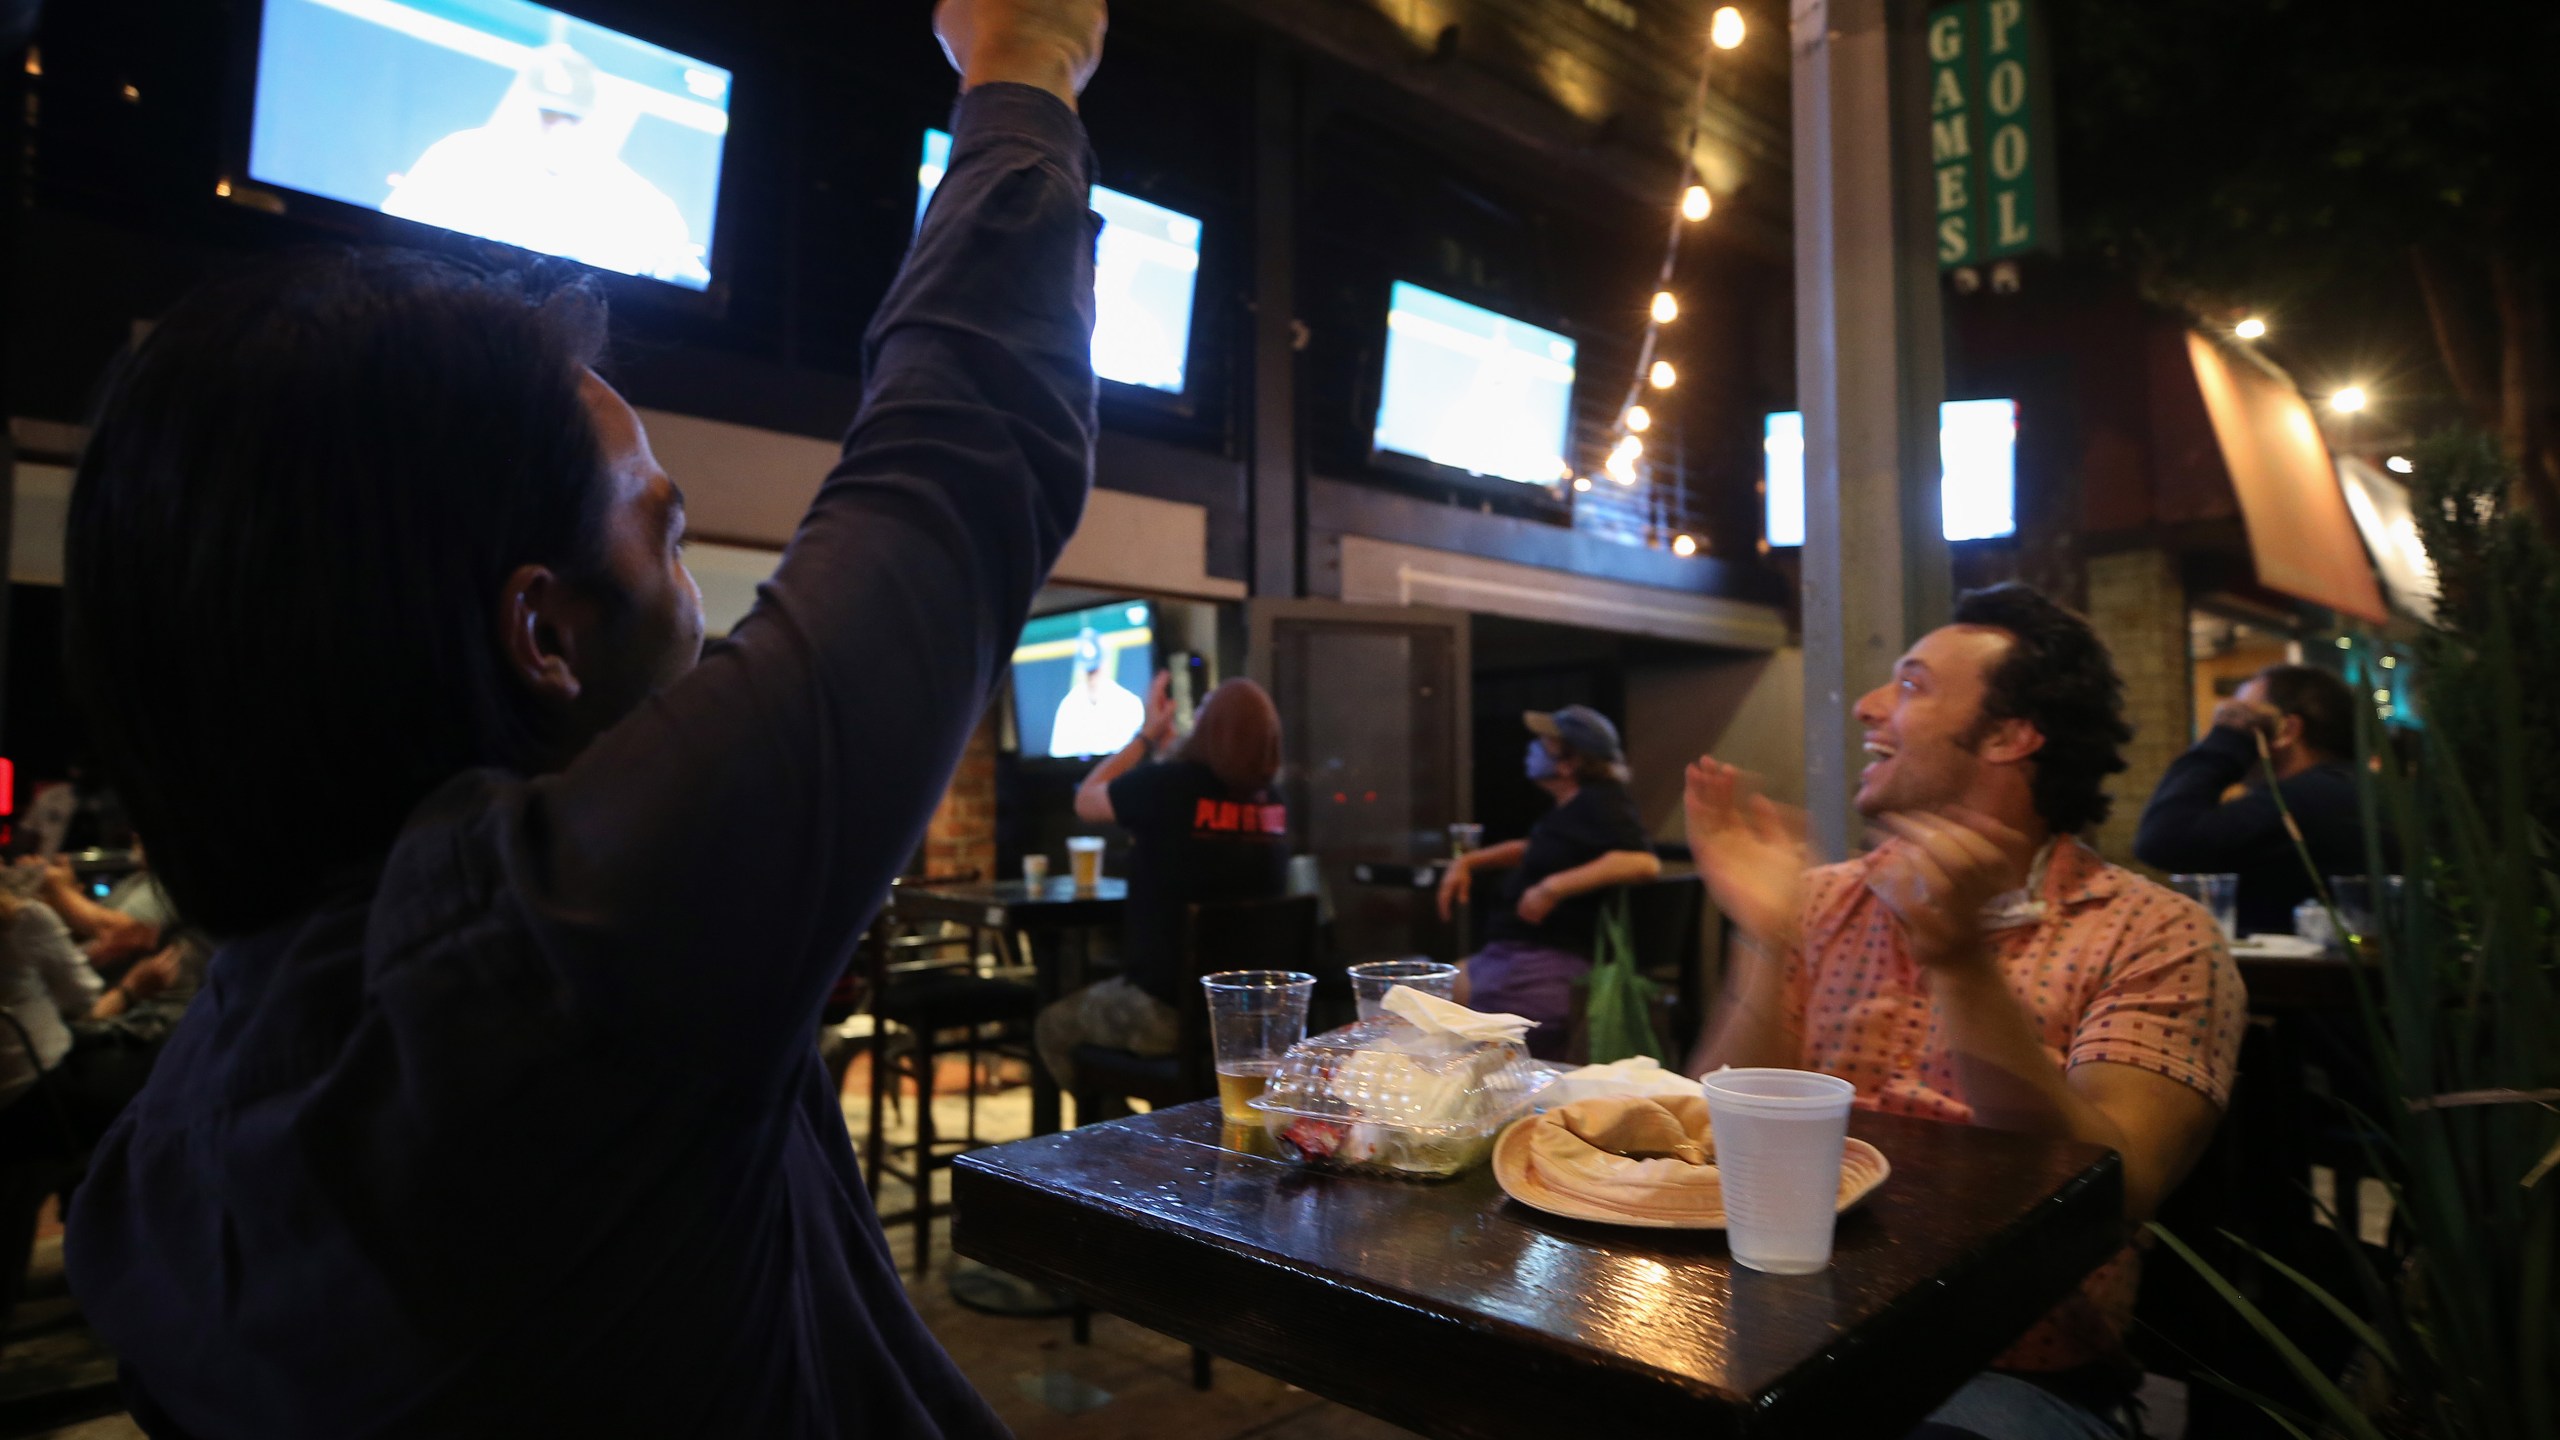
xmin=1687 ymin=584 xmax=2245 ymax=1440
xmin=61 ymin=1 xmax=1106 ymax=1433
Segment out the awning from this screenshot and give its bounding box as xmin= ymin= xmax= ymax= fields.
xmin=2185 ymin=332 xmax=2389 ymax=624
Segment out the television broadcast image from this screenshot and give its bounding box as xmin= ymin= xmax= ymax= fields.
xmin=1371 ymin=280 xmax=1578 ymax=488
xmin=1010 ymin=602 xmax=1156 ymax=761
xmin=249 ymin=0 xmax=732 ymax=290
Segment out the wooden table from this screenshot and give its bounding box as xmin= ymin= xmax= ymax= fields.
xmin=889 ymin=877 xmax=1127 ymax=1136
xmin=954 ymin=1101 xmax=2125 ymax=1439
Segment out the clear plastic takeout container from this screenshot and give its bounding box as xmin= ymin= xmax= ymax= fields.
xmin=1250 ymin=1014 xmax=1558 ymax=1179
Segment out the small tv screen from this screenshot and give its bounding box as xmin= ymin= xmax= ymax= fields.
xmin=1011 ymin=600 xmax=1156 ymax=761
xmin=249 ymin=0 xmax=732 ymax=291
xmin=1764 ymin=399 xmax=2019 ymax=546
xmin=1372 ymin=281 xmax=1577 ymax=488
xmin=917 ymin=130 xmax=1202 ymax=393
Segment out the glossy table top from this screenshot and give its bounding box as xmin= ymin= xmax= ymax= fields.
xmin=953 ymin=1101 xmax=2124 ymax=1439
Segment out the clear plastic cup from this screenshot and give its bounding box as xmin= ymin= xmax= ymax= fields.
xmin=1020 ymin=854 xmax=1050 ymax=886
xmin=1700 ymin=1067 xmax=1856 ymax=1275
xmin=1201 ymin=970 xmax=1316 ymax=1124
xmin=2169 ymin=873 xmax=2239 ymax=941
xmin=2324 ymin=875 xmax=2404 ymax=942
xmin=1346 ymin=959 xmax=1461 ymax=1019
xmin=1447 ymin=823 xmax=1485 ymax=857
xmin=1066 ymin=835 xmax=1106 ymax=890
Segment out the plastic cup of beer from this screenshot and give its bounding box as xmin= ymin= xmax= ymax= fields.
xmin=1346 ymin=959 xmax=1461 ymax=1019
xmin=1447 ymin=823 xmax=1485 ymax=857
xmin=1020 ymin=854 xmax=1050 ymax=886
xmin=1066 ymin=835 xmax=1106 ymax=891
xmin=1700 ymin=1067 xmax=1856 ymax=1275
xmin=1201 ymin=970 xmax=1316 ymax=1125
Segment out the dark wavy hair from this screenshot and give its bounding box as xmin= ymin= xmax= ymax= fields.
xmin=65 ymin=248 xmax=616 ymax=938
xmin=2255 ymin=664 xmax=2355 ymax=760
xmin=1951 ymin=583 xmax=2132 ymax=836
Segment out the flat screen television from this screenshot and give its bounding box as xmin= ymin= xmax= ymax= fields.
xmin=1011 ymin=600 xmax=1156 ymax=761
xmin=917 ymin=129 xmax=1202 ymax=394
xmin=1371 ymin=281 xmax=1578 ymax=488
xmin=1764 ymin=398 xmax=2019 ymax=546
xmin=248 ymin=0 xmax=732 ymax=292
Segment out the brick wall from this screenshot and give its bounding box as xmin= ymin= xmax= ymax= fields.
xmin=2083 ymin=549 xmax=2188 ymax=869
xmin=921 ymin=704 xmax=1000 ymax=883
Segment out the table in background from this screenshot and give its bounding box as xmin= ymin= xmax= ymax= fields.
xmin=953 ymin=1101 xmax=2124 ymax=1439
xmin=889 ymin=876 xmax=1127 ymax=1137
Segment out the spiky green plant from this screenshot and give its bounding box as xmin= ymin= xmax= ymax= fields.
xmin=2157 ymin=429 xmax=2560 ymax=1440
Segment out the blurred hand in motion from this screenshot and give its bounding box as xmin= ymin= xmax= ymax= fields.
xmin=2210 ymin=695 xmax=2281 ymax=740
xmin=1514 ymin=879 xmax=1559 ymax=927
xmin=1141 ymin=670 xmax=1176 ymax=747
xmin=1683 ymin=758 xmax=1807 ymax=948
xmin=1866 ymin=807 xmax=2031 ymax=971
xmin=1435 ymin=856 xmax=1471 ymax=923
xmin=935 ymin=0 xmax=1108 ymax=107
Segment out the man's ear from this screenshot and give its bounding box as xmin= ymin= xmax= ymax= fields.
xmin=1976 ymin=715 xmax=2046 ymax=767
xmin=499 ymin=562 xmax=588 ymax=705
xmin=2275 ymin=712 xmax=2305 ymax=753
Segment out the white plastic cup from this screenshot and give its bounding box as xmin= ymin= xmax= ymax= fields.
xmin=1066 ymin=835 xmax=1105 ymax=890
xmin=1346 ymin=959 xmax=1461 ymax=1018
xmin=2169 ymin=873 xmax=2239 ymax=941
xmin=1021 ymin=854 xmax=1051 ymax=885
xmin=1701 ymin=1067 xmax=1856 ymax=1275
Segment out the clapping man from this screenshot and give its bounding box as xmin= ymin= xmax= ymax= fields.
xmin=1686 ymin=584 xmax=2245 ymax=1439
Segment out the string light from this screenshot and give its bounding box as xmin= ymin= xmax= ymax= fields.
xmin=1681 ymin=186 xmax=1712 ymax=222
xmin=1649 ymin=361 xmax=1677 ymax=390
xmin=1604 ymin=451 xmax=1638 ymax=485
xmin=1710 ymin=6 xmax=1746 ymax=49
xmin=1573 ymin=476 xmax=1593 ymax=493
xmin=1626 ymin=405 xmax=1652 ymax=432
xmin=1650 ymin=291 xmax=1679 ymax=324
xmin=2234 ymin=316 xmax=2267 ymax=340
xmin=1613 ymin=435 xmax=1644 ymax=465
xmin=2330 ymin=386 xmax=2368 ymax=414
xmin=1672 ymin=533 xmax=1699 ymax=557
xmin=2386 ymin=455 xmax=2413 ymax=474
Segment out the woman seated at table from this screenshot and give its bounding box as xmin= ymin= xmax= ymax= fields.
xmin=1437 ymin=706 xmax=1660 ymax=1059
xmin=1035 ymin=674 xmax=1290 ymax=1097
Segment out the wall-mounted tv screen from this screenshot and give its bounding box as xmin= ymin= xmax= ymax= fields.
xmin=1011 ymin=600 xmax=1156 ymax=761
xmin=917 ymin=129 xmax=1201 ymax=393
xmin=1372 ymin=281 xmax=1577 ymax=488
xmin=1764 ymin=398 xmax=2019 ymax=546
xmin=249 ymin=0 xmax=732 ymax=291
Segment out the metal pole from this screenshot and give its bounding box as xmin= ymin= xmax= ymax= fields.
xmin=1792 ymin=0 xmax=1951 ymax=860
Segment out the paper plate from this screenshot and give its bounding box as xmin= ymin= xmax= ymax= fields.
xmin=1491 ymin=1117 xmax=1889 ymax=1230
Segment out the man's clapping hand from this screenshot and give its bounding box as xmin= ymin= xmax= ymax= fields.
xmin=936 ymin=0 xmax=1108 ymax=107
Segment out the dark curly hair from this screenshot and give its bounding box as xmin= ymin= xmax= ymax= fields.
xmin=1950 ymin=583 xmax=2133 ymax=836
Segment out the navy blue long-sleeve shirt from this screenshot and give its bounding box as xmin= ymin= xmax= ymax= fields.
xmin=2133 ymin=726 xmax=2372 ymax=937
xmin=64 ymin=84 xmax=1098 ymax=1439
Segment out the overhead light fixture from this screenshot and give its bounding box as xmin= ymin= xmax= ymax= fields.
xmin=1681 ymin=186 xmax=1712 ymax=222
xmin=1672 ymin=533 xmax=1699 ymax=557
xmin=2234 ymin=317 xmax=2267 ymax=340
xmin=1649 ymin=361 xmax=1678 ymax=390
xmin=2386 ymin=455 xmax=2413 ymax=474
xmin=1650 ymin=291 xmax=1679 ymax=325
xmin=1710 ymin=6 xmax=1746 ymax=48
xmin=1626 ymin=405 xmax=1652 ymax=433
xmin=1572 ymin=476 xmax=1593 ymax=493
xmin=2330 ymin=386 xmax=2368 ymax=414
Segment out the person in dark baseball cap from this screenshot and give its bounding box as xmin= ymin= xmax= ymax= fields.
xmin=1436 ymin=705 xmax=1660 ymax=1057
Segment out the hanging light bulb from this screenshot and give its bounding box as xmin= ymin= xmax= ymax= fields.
xmin=1649 ymin=360 xmax=1678 ymax=390
xmin=1650 ymin=291 xmax=1679 ymax=324
xmin=2234 ymin=316 xmax=2267 ymax=340
xmin=1613 ymin=434 xmax=1644 ymax=464
xmin=1626 ymin=405 xmax=1652 ymax=433
xmin=1681 ymin=185 xmax=1712 ymax=222
xmin=1604 ymin=452 xmax=1638 ymax=485
xmin=1671 ymin=533 xmax=1699 ymax=557
xmin=1710 ymin=6 xmax=1746 ymax=49
xmin=1572 ymin=476 xmax=1593 ymax=493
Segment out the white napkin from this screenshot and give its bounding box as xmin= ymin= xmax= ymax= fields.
xmin=1381 ymin=984 xmax=1534 ymax=1045
xmin=1546 ymin=1055 xmax=1706 ymax=1107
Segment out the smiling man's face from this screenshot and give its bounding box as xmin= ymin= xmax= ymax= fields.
xmin=1850 ymin=624 xmax=2019 ymax=819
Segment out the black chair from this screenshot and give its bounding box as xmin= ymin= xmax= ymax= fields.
xmin=1069 ymin=893 xmax=1322 ymax=1118
xmin=858 ymin=908 xmax=1039 ymax=1278
xmin=1063 ymin=892 xmax=1318 ymax=1392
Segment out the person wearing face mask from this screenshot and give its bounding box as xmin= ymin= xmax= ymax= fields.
xmin=1435 ymin=706 xmax=1661 ymax=1059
